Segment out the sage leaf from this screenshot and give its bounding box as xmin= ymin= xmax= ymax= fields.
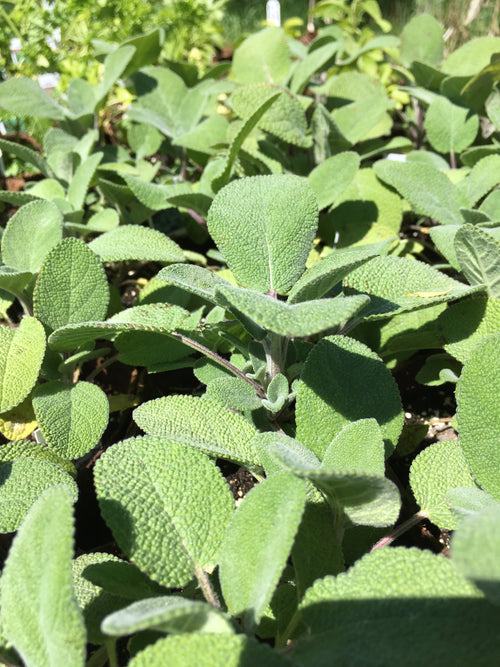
xmin=456 ymin=155 xmax=500 ymax=207
xmin=156 ymin=263 xmax=229 ymax=305
xmin=296 ymin=335 xmax=403 ymax=459
xmin=424 ymin=96 xmax=478 ymax=154
xmin=0 ymin=486 xmax=86 ymax=667
xmin=133 ymin=395 xmax=260 ymax=467
xmin=0 ymin=137 xmax=52 ymax=178
xmin=410 ymin=440 xmax=477 ymax=530
xmin=308 ymin=152 xmax=360 ymax=211
xmin=89 ymin=225 xmax=184 ymax=263
xmin=441 ymin=296 xmax=500 ymax=363
xmin=455 ymin=224 xmax=500 ymax=297
xmin=33 ymin=238 xmax=109 ymax=331
xmin=400 ymin=14 xmax=444 ymax=67
xmin=32 ymin=380 xmax=109 ymax=459
xmin=94 ymin=436 xmax=234 ymax=588
xmin=262 ymin=373 xmax=289 ymax=413
xmin=322 ymin=419 xmax=385 ymax=477
xmin=67 ymin=152 xmax=103 ymax=210
xmin=232 ymin=27 xmax=291 ymax=85
xmin=0 ymin=439 xmax=76 ymax=477
xmin=0 ymin=316 xmax=46 ymax=413
xmin=1 ymin=200 xmax=62 ymax=273
xmin=205 ymin=377 xmax=262 ymax=411
xmin=0 ymin=77 xmax=67 ymax=119
xmin=208 ymin=175 xmax=318 ymax=294
xmin=218 ymin=472 xmax=306 ymax=631
xmin=0 ymin=458 xmax=77 ymax=532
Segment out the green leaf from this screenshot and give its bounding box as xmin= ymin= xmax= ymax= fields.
xmin=129 ymin=634 xmax=291 ymax=667
xmin=0 ymin=77 xmax=67 ymax=119
xmin=0 ymin=439 xmax=76 ymax=477
xmin=455 ymin=224 xmax=500 ymax=297
xmin=308 ymin=152 xmax=360 ymax=211
xmin=32 ymin=380 xmax=109 ymax=459
xmin=452 ymin=504 xmax=500 ymax=606
xmin=429 ymin=224 xmax=461 ymax=269
xmin=410 ymin=440 xmax=477 ymax=530
xmin=133 ymin=395 xmax=260 ymax=468
xmin=322 ymin=419 xmax=385 ymax=476
xmin=287 ymin=246 xmax=378 ymax=304
xmin=96 ymin=45 xmax=136 ymax=103
xmin=456 ymin=334 xmax=500 ymax=500
xmin=0 ymin=316 xmax=46 ymax=412
xmin=67 ymin=152 xmax=103 ymax=210
xmin=343 ymin=255 xmax=482 ymax=319
xmin=442 ymin=36 xmax=500 ymax=76
xmin=262 ymin=373 xmax=289 ymax=413
xmin=1 ymin=200 xmax=62 ymax=273
xmin=33 ymin=238 xmax=109 ymax=331
xmin=441 ymin=295 xmax=500 ymax=363
xmin=290 ymin=41 xmax=341 ymax=94
xmin=122 ymin=174 xmax=191 ymax=210
xmin=89 ymin=225 xmax=184 ymax=263
xmin=0 ymin=137 xmax=52 ymax=178
xmin=232 ymin=27 xmax=291 ymax=85
xmin=219 ymin=472 xmax=306 ymax=631
xmin=373 ymin=159 xmax=465 ymax=225
xmin=120 ymin=29 xmax=164 ymax=79
xmin=156 ymin=264 xmax=228 ymax=305
xmin=424 ymin=96 xmax=478 ymax=154
xmin=216 ymin=284 xmax=370 ymax=338
xmin=0 ymin=486 xmax=86 ymax=667
xmin=296 ymin=547 xmax=497 ymax=666
xmin=296 ymin=335 xmax=403 ymax=459
xmin=115 ymin=331 xmax=191 ymax=367
xmin=94 ymin=436 xmax=234 ymax=588
xmin=0 ymin=458 xmax=77 ymax=532
xmin=205 ymin=377 xmax=262 ymax=411
xmin=399 ymin=14 xmax=444 ymax=67
xmin=174 ymin=114 xmax=229 ymax=155
xmin=101 ymin=595 xmax=234 ymax=637
xmin=415 ymin=352 xmax=461 ymax=386
xmin=456 ymin=155 xmax=500 ymax=207
xmin=48 ymin=303 xmax=189 ymax=352
xmin=208 ymin=175 xmax=318 ymax=294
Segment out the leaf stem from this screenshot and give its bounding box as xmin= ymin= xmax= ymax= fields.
xmin=369 ymin=511 xmax=428 ymax=552
xmin=85 ymin=352 xmax=121 ymax=382
xmin=195 ymin=564 xmax=221 ymax=609
xmin=105 ymin=639 xmax=119 ymax=667
xmin=263 ymin=332 xmax=288 ymax=386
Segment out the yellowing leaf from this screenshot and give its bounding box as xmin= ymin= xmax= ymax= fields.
xmin=0 ymin=396 xmax=37 ymax=440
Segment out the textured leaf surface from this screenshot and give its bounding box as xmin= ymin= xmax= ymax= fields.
xmin=442 ymin=36 xmax=500 ymax=76
xmin=452 ymin=504 xmax=500 ymax=606
xmin=219 ymin=472 xmax=306 ymax=630
xmin=0 ymin=137 xmax=52 ymax=178
xmin=0 ymin=486 xmax=86 ymax=667
xmin=207 ymin=175 xmax=318 ymax=294
xmin=216 ymin=284 xmax=369 ymax=338
xmin=425 ymin=97 xmax=478 ymax=154
xmin=0 ymin=266 xmax=34 ymax=297
xmin=101 ymin=595 xmax=233 ymax=636
xmin=205 ymin=377 xmax=262 ymax=411
xmin=400 ymin=14 xmax=444 ymax=66
xmin=455 ymin=224 xmax=500 ymax=297
xmin=94 ymin=436 xmax=234 ymax=587
xmin=456 ymin=334 xmax=500 ymax=499
xmin=48 ymin=303 xmax=189 ymax=351
xmin=308 ymin=152 xmax=360 ymax=210
xmin=296 ymin=547 xmax=496 ymax=666
xmin=0 ymin=457 xmax=77 ymax=532
xmin=232 ymin=27 xmax=291 ymax=85
xmin=322 ymin=419 xmax=385 ymax=477
xmin=32 ymin=381 xmax=109 ymax=459
xmin=0 ymin=77 xmax=66 ymax=119
xmin=0 ymin=316 xmax=46 ymax=412
xmin=296 ymin=335 xmax=403 ymax=459
xmin=1 ymin=200 xmax=62 ymax=273
xmin=0 ymin=395 xmax=37 ymax=440
xmin=89 ymin=225 xmax=184 ymax=263
xmin=374 ymin=160 xmax=465 ymax=225
xmin=456 ymin=155 xmax=500 ymax=207
xmin=0 ymin=439 xmax=75 ymax=476
xmin=33 ymin=238 xmax=109 ymax=331
xmin=410 ymin=441 xmax=477 ymax=530
xmin=133 ymin=395 xmax=260 ymax=467
xmin=129 ymin=634 xmax=291 ymax=667
xmin=67 ymin=152 xmax=102 ymax=210
xmin=343 ymin=255 xmax=482 ymax=319
xmin=441 ymin=296 xmax=500 ymax=362
xmin=156 ymin=264 xmax=228 ymax=305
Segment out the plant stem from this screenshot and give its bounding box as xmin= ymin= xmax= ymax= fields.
xmin=85 ymin=352 xmax=121 ymax=382
xmin=195 ymin=564 xmax=221 ymax=609
xmin=369 ymin=511 xmax=428 ymax=552
xmin=449 ymin=150 xmax=456 ymax=169
xmin=105 ymin=639 xmax=119 ymax=667
xmin=263 ymin=332 xmax=288 ymax=386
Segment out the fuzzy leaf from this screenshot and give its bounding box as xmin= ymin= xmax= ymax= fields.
xmin=253 ymin=432 xmax=321 ymax=476
xmin=0 ymin=486 xmax=86 ymax=667
xmin=322 ymin=419 xmax=385 ymax=477
xmin=133 ymin=395 xmax=260 ymax=468
xmin=424 ymin=97 xmax=478 ymax=154
xmin=410 ymin=440 xmax=477 ymax=530
xmin=67 ymin=152 xmax=103 ymax=210
xmin=205 ymin=377 xmax=262 ymax=411
xmin=216 ymin=284 xmax=369 ymax=338
xmin=373 ymin=160 xmax=465 ymax=225
xmin=441 ymin=296 xmax=500 ymax=363
xmin=129 ymin=634 xmax=291 ymax=667
xmin=308 ymin=152 xmax=360 ymax=210
xmin=89 ymin=225 xmax=184 ymax=263
xmin=1 ymin=200 xmax=62 ymax=273
xmin=455 ymin=224 xmax=500 ymax=297
xmin=101 ymin=595 xmax=234 ymax=637
xmin=0 ymin=77 xmax=67 ymax=119
xmin=0 ymin=137 xmax=52 ymax=178
xmin=456 ymin=334 xmax=500 ymax=500
xmin=122 ymin=174 xmax=191 ymax=210
xmin=156 ymin=264 xmax=228 ymax=305
xmin=343 ymin=254 xmax=483 ymax=319
xmin=263 ymin=373 xmax=289 ymax=413
xmin=94 ymin=436 xmax=234 ymax=587
xmin=456 ymin=155 xmax=500 ymax=207
xmin=296 ymin=335 xmax=403 ymax=459
xmin=442 ymin=36 xmax=500 ymax=76
xmin=0 ymin=439 xmax=76 ymax=477
xmin=232 ymin=27 xmax=291 ymax=85
xmin=0 ymin=316 xmax=46 ymax=412
xmin=33 ymin=238 xmax=109 ymax=331
xmin=218 ymin=472 xmax=306 ymax=631
xmin=290 ymin=41 xmax=342 ymax=94
xmin=400 ymin=14 xmax=444 ymax=67
xmin=0 ymin=458 xmax=77 ymax=532
xmin=0 ymin=267 xmax=32 ymax=298
xmin=208 ymin=175 xmax=318 ymax=294
xmin=0 ymin=395 xmax=37 ymax=440
xmin=32 ymin=380 xmax=109 ymax=459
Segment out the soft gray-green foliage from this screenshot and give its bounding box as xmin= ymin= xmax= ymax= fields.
xmin=410 ymin=440 xmax=477 ymax=529
xmin=33 ymin=237 xmax=109 ymax=331
xmin=0 ymin=440 xmax=76 ymax=477
xmin=32 ymin=380 xmax=109 ymax=459
xmin=0 ymin=457 xmax=77 ymax=532
xmin=207 ymin=175 xmax=318 ymax=295
xmin=67 ymin=152 xmax=102 ymax=210
xmin=94 ymin=436 xmax=234 ymax=587
xmin=424 ymin=97 xmax=478 ymax=154
xmin=454 ymin=224 xmax=500 ymax=297
xmin=205 ymin=376 xmax=262 ymax=411
xmin=232 ymin=27 xmax=291 ymax=85
xmin=307 ymin=152 xmax=360 ymax=211
xmin=133 ymin=395 xmax=260 ymax=467
xmin=399 ymin=14 xmax=444 ymax=67
xmin=219 ymin=472 xmax=306 ymax=631
xmin=456 ymin=334 xmax=500 ymax=499
xmin=0 ymin=316 xmax=46 ymax=413
xmin=0 ymin=77 xmax=67 ymax=119
xmin=0 ymin=486 xmax=86 ymax=667
xmin=89 ymin=225 xmax=184 ymax=263
xmin=456 ymin=155 xmax=500 ymax=207
xmin=322 ymin=419 xmax=385 ymax=476
xmin=441 ymin=296 xmax=500 ymax=362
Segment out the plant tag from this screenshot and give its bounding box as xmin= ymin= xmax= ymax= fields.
xmin=266 ymin=0 xmax=280 ymax=26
